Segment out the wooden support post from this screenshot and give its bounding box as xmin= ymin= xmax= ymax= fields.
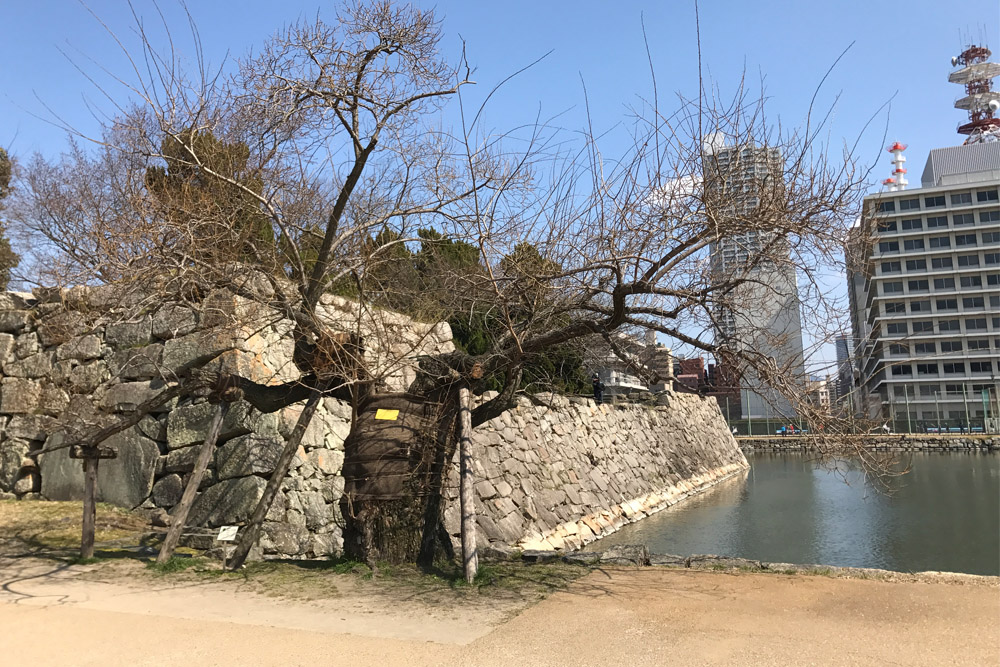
xmin=457 ymin=386 xmax=478 ymax=584
xmin=156 ymin=402 xmax=230 ymax=564
xmin=81 ymin=457 xmax=99 ymax=560
xmin=228 ymin=388 xmax=325 ymax=570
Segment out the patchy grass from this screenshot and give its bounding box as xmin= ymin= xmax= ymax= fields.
xmin=0 ymin=500 xmax=149 ymax=557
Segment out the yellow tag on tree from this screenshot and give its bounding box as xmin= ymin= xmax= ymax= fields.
xmin=374 ymin=409 xmax=400 ymax=421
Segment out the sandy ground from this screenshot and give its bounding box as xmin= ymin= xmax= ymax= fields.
xmin=1 ymin=557 xmax=997 ymax=667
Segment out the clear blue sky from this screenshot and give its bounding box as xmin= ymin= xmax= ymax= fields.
xmin=1 ymin=0 xmax=998 ymax=371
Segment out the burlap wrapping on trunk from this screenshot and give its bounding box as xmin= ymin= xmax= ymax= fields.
xmin=341 ymin=393 xmax=446 ymax=501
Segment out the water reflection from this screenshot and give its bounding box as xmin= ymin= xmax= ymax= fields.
xmin=586 ymin=452 xmax=1000 ymax=576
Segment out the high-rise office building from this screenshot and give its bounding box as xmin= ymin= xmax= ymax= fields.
xmin=846 ymin=45 xmax=1000 ymax=432
xmin=706 ymin=141 xmax=807 ymax=419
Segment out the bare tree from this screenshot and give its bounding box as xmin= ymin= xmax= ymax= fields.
xmin=8 ymin=0 xmax=884 ymax=570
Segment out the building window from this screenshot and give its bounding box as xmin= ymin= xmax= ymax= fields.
xmin=951 ymin=192 xmax=972 ymax=205
xmin=952 ymin=213 xmax=974 ymax=226
xmin=888 ymin=343 xmax=906 ymax=355
xmin=936 ymin=297 xmax=957 ymax=310
xmin=910 ymin=300 xmax=931 ymax=312
xmin=901 ymin=218 xmax=922 ymax=230
xmin=980 ymin=210 xmax=1000 ymax=223
xmin=904 ymin=238 xmax=925 ymax=251
xmin=960 ymin=276 xmax=982 ymax=288
xmin=919 ymin=385 xmax=937 ymax=397
xmin=991 ymin=295 xmax=1000 ymax=309
xmin=917 ymin=363 xmax=938 ymax=375
xmin=878 ymin=220 xmax=897 ymax=232
xmin=976 ymin=189 xmax=998 ymax=202
xmin=886 ymin=322 xmax=908 ymax=335
xmin=982 ymin=231 xmax=1000 ymax=243
xmin=968 ymin=339 xmax=989 ymax=350
xmin=912 ymin=321 xmax=934 ymax=332
xmin=891 ymin=364 xmax=913 ymax=376
xmin=905 ymin=259 xmax=926 ymax=271
xmin=958 ymin=254 xmax=980 ymax=267
xmin=945 ymin=384 xmax=965 ymax=395
xmin=939 ymin=319 xmax=960 ymax=332
xmin=932 ymin=256 xmax=953 ymax=269
xmin=966 ymin=318 xmax=987 ymax=331
xmin=881 ymin=261 xmax=901 ymax=273
xmin=924 ymin=195 xmax=945 ymax=208
xmin=986 ymin=252 xmax=1000 ymax=265
xmin=929 ymin=236 xmax=950 ymax=248
xmin=883 ymin=281 xmax=904 ymax=294
xmin=877 ymin=201 xmax=896 ymax=212
xmin=943 ymin=362 xmax=965 ymax=374
xmin=955 ymin=234 xmax=977 ymax=246
xmin=928 ymin=216 xmax=949 ymax=228
xmin=933 ymin=277 xmax=955 ymax=290
xmin=900 ymin=198 xmax=920 ymax=210
xmin=885 ymin=302 xmax=906 ymax=313
xmin=941 ymin=341 xmax=962 ymax=352
xmin=970 ymin=361 xmax=993 ymax=373
xmin=914 ymin=342 xmax=936 ymax=354
xmin=879 ymin=240 xmax=899 ymax=253
xmin=907 ymin=279 xmax=929 ymax=292
xmin=963 ymin=296 xmax=985 ymax=309
xmin=989 ymin=274 xmax=1000 ymax=286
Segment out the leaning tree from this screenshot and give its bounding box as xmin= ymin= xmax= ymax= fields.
xmin=9 ymin=0 xmax=878 ymax=576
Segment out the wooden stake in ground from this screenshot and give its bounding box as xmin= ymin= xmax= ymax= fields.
xmin=156 ymin=402 xmax=230 ymax=564
xmin=457 ymin=386 xmax=478 ymax=584
xmin=69 ymin=444 xmax=117 ymax=560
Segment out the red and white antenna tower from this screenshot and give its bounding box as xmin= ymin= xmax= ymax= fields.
xmin=882 ymin=142 xmax=907 ymax=191
xmin=949 ymin=44 xmax=1000 ymax=143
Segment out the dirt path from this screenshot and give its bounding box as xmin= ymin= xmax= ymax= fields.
xmin=1 ymin=558 xmax=996 ymax=666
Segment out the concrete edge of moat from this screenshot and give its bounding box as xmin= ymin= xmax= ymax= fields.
xmin=514 ymin=544 xmax=1000 ymax=585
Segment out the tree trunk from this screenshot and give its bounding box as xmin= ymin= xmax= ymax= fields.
xmin=81 ymin=458 xmax=98 ymax=559
xmin=340 ymin=393 xmax=457 ymax=567
xmin=156 ymin=402 xmax=229 ymax=564
xmin=227 ymin=389 xmax=324 ymax=569
xmin=457 ymin=386 xmax=478 ymax=583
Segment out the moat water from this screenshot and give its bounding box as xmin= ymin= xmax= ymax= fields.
xmin=586 ymin=452 xmax=1000 ymax=576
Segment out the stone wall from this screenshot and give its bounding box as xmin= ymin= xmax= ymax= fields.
xmin=447 ymin=392 xmax=748 ymax=553
xmin=739 ymin=436 xmax=999 ymax=452
xmin=0 ymin=287 xmax=747 ymax=559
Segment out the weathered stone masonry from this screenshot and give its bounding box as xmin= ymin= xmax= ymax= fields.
xmin=0 ymin=287 xmax=747 ymax=558
xmin=447 ymin=393 xmax=748 ymax=553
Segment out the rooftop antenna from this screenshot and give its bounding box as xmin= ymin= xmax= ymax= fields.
xmin=949 ymin=42 xmax=1000 ymax=143
xmin=885 ymin=142 xmax=908 ymax=190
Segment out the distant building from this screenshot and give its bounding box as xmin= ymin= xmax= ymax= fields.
xmin=589 ymin=332 xmax=673 ymax=396
xmin=847 ymin=141 xmax=1000 ymax=430
xmin=834 ymin=335 xmax=855 ymax=408
xmin=805 ymin=375 xmax=833 ymax=414
xmin=705 ymin=142 xmax=806 ymax=420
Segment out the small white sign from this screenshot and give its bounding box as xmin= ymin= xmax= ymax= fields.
xmin=217 ymin=526 xmax=239 ymax=542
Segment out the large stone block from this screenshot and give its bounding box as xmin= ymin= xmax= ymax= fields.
xmin=151 ymin=474 xmax=184 ymax=508
xmin=109 ymin=344 xmax=164 ymax=380
xmin=3 ymin=352 xmax=53 ymax=378
xmin=151 ymin=304 xmax=198 ymax=340
xmin=161 ymin=331 xmax=240 ymax=373
xmin=0 ymin=378 xmax=41 ymax=414
xmin=0 ymin=311 xmax=30 ymax=334
xmin=69 ymin=361 xmax=109 ymax=393
xmin=56 ymin=334 xmax=103 ymax=361
xmin=215 ymin=433 xmax=284 ymax=480
xmin=5 ymin=414 xmax=56 ymax=441
xmin=104 ymin=317 xmax=152 ymax=348
xmin=166 ymin=401 xmax=276 ymax=450
xmin=0 ymin=438 xmax=30 ymax=490
xmin=38 ymin=310 xmax=88 ymax=346
xmin=97 ymin=429 xmax=160 ymax=508
xmin=261 ymin=520 xmax=308 ymax=556
xmin=100 ymin=381 xmax=165 ymax=412
xmin=187 ymin=475 xmax=266 ymax=528
xmin=0 ymin=333 xmax=14 ymax=363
